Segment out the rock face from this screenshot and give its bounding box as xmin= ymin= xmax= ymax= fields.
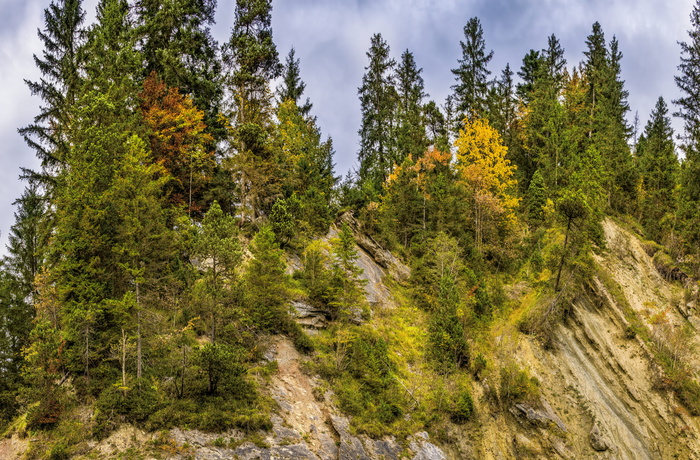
xmin=338 ymin=212 xmax=410 ymax=284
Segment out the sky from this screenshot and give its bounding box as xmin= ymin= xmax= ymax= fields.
xmin=0 ymin=0 xmax=695 ymax=252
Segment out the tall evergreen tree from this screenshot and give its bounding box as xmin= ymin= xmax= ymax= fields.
xmin=19 ymin=0 xmax=85 ymax=185
xmin=424 ymin=100 xmax=450 ymax=152
xmin=543 ymin=34 xmax=567 ymax=91
xmin=44 ymin=0 xmax=143 ymax=384
xmin=676 ymin=0 xmax=700 ymax=192
xmin=582 ymin=23 xmax=634 ymax=211
xmin=5 ymin=184 xmax=47 ymax=301
xmin=277 ymin=47 xmax=312 ymax=117
xmin=223 ymin=0 xmax=282 ymax=223
xmin=358 ymin=33 xmax=397 ymax=194
xmin=675 ymin=0 xmax=700 ymax=260
xmin=637 ymin=97 xmax=678 ymax=241
xmin=394 ymin=49 xmax=428 ymax=163
xmin=451 ymin=17 xmax=493 ymax=128
xmin=486 ymin=63 xmax=517 ymax=145
xmin=516 ymin=49 xmax=542 ymax=104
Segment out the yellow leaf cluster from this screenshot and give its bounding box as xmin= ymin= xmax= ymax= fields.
xmin=454 ymin=117 xmax=519 ymax=217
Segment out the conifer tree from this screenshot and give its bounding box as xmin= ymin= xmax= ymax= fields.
xmin=394 ymin=49 xmax=428 ymax=162
xmin=277 ymin=47 xmax=312 ymax=117
xmin=5 ymin=184 xmax=47 ymax=301
xmin=358 ymin=33 xmax=397 ymax=195
xmin=19 ymin=0 xmax=85 ymax=185
xmin=43 ymin=0 xmax=144 ymax=385
xmin=637 ymin=97 xmax=678 ymax=242
xmin=192 ymin=201 xmax=241 ymax=342
xmin=245 ymin=227 xmax=291 ymax=330
xmin=675 ymin=0 xmax=700 ymax=257
xmin=516 ymin=49 xmax=542 ymax=104
xmin=424 ymin=100 xmax=450 ymax=152
xmin=486 ymin=63 xmax=517 ymax=145
xmin=223 ymin=0 xmax=282 ymax=223
xmin=276 ymin=100 xmax=336 ymax=234
xmin=451 ymin=17 xmax=493 ymax=127
xmin=582 ymin=23 xmax=634 ymax=212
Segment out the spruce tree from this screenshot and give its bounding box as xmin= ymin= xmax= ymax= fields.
xmin=394 ymin=49 xmax=428 ymax=162
xmin=358 ymin=33 xmax=397 ymax=195
xmin=675 ymin=1 xmax=700 ymax=261
xmin=516 ymin=49 xmax=542 ymax=104
xmin=19 ymin=0 xmax=85 ymax=185
xmin=637 ymin=97 xmax=678 ymax=241
xmin=277 ymin=47 xmax=313 ymax=117
xmin=223 ymin=0 xmax=282 ymax=223
xmin=451 ymin=17 xmax=493 ymax=128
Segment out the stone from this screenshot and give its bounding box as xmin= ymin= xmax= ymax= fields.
xmin=590 ymin=425 xmax=610 ymax=452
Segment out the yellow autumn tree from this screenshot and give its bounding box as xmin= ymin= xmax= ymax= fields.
xmin=454 ymin=117 xmax=519 ymax=250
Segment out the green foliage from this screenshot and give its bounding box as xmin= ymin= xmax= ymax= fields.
xmin=427 ymin=275 xmax=470 ymax=372
xmin=451 ymin=17 xmax=493 ymax=125
xmin=193 ymin=343 xmax=249 ymax=396
xmin=314 ymin=326 xmax=405 ymax=435
xmin=358 ymin=33 xmax=397 ymax=194
xmin=93 ymin=383 xmax=159 ymax=437
xmin=245 ymin=226 xmax=291 ymax=331
xmin=449 ymin=387 xmax=475 ymax=423
xmin=326 ymin=224 xmax=368 ymax=321
xmin=498 ymin=362 xmax=540 ymax=406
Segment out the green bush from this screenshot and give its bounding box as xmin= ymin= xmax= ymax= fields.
xmin=499 ymin=362 xmax=539 ymax=405
xmin=93 ymin=381 xmax=159 ymax=437
xmin=675 ymin=380 xmax=700 ymax=416
xmin=449 ymin=388 xmax=474 ymax=423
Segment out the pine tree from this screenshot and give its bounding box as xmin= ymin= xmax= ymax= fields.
xmin=19 ymin=0 xmax=85 ymax=185
xmin=223 ymin=0 xmax=282 ymax=223
xmin=358 ymin=33 xmax=397 ymax=195
xmin=191 ymin=201 xmax=241 ymax=342
xmin=516 ymin=49 xmax=542 ymax=104
xmin=394 ymin=49 xmax=428 ymax=162
xmin=244 ymin=227 xmax=291 ymax=331
xmin=277 ymin=47 xmax=312 ymax=117
xmin=637 ymin=97 xmax=678 ymax=242
xmin=451 ymin=17 xmax=493 ymax=127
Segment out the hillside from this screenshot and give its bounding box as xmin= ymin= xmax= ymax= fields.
xmin=2 ymin=217 xmax=698 ymax=459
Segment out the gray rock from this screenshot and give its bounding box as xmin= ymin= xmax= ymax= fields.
xmin=590 ymin=425 xmax=609 ymax=452
xmin=410 ymin=441 xmax=446 ymax=460
xmin=233 ymin=442 xmax=319 ymax=460
xmin=510 ymin=400 xmax=567 ymax=432
xmin=339 ymin=212 xmax=411 ymax=283
xmin=291 ymin=300 xmax=328 ymax=329
xmin=330 ymin=415 xmax=371 ymax=460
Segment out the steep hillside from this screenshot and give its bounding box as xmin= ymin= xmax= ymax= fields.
xmin=3 ymin=218 xmax=700 ymax=459
xmin=461 ymin=218 xmax=700 ymax=459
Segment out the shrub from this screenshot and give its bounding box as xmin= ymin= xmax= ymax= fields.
xmin=499 ymin=362 xmax=539 ymax=405
xmin=449 ymin=388 xmax=474 ymax=423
